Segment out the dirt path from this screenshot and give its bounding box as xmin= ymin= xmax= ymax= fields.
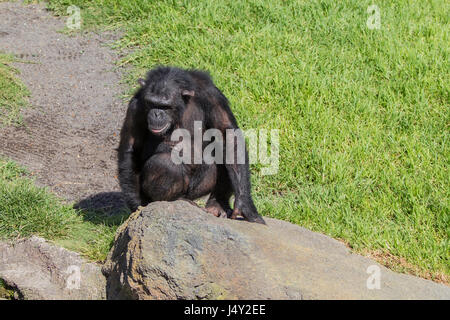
xmin=0 ymin=2 xmax=128 ymax=213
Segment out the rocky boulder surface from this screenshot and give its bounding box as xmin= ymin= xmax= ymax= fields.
xmin=0 ymin=236 xmax=105 ymax=300
xmin=103 ymin=201 xmax=450 ymax=300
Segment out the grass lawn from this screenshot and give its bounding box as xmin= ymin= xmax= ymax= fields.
xmin=0 ymin=155 xmax=127 ymax=261
xmin=0 ymin=53 xmax=29 ymax=125
xmin=0 ymin=156 xmax=127 ymax=261
xmin=1 ymin=0 xmax=448 ymax=283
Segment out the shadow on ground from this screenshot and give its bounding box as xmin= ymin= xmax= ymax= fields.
xmin=74 ymin=192 xmax=130 ymax=225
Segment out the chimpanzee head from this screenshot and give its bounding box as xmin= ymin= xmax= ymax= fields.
xmin=138 ymin=67 xmax=195 ymax=136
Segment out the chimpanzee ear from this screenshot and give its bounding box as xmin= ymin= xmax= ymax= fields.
xmin=181 ymin=90 xmax=195 ymax=98
xmin=138 ymin=78 xmax=146 ymax=87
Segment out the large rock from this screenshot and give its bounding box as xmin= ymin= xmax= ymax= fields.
xmin=103 ymin=200 xmax=450 ymax=300
xmin=0 ymin=236 xmax=106 ymax=300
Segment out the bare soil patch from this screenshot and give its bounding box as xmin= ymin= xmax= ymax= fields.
xmin=0 ymin=2 xmax=128 ymax=214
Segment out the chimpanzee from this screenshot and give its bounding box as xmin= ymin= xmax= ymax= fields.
xmin=118 ymin=66 xmax=265 ymax=224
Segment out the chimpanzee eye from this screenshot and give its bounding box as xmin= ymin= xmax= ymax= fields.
xmin=143 ymin=101 xmax=152 ymax=110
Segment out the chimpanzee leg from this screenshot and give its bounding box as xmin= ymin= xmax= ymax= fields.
xmin=205 ymin=165 xmax=233 ymax=218
xmin=140 ymin=153 xmax=186 ymax=202
xmin=185 ymin=164 xmax=217 ymax=200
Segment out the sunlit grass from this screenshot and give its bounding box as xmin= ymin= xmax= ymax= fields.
xmin=0 ymin=53 xmax=29 ymax=125
xmin=0 ymin=159 xmax=128 ymax=261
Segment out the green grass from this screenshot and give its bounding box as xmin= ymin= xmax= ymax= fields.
xmin=42 ymin=0 xmax=449 ymax=282
xmin=0 ymin=278 xmax=15 ymax=299
xmin=0 ymin=159 xmax=128 ymax=261
xmin=0 ymin=53 xmax=29 ymax=126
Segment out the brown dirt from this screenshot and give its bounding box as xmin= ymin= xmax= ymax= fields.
xmin=0 ymin=1 xmax=128 ymax=214
xmin=365 ymin=249 xmax=449 ymax=286
xmin=337 ymin=238 xmax=449 ymax=286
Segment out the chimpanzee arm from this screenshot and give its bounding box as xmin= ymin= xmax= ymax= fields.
xmin=118 ymin=98 xmax=143 ymax=211
xmin=208 ymin=90 xmax=265 ymax=224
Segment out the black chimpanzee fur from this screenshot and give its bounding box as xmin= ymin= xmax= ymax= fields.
xmin=118 ymin=66 xmax=265 ymax=224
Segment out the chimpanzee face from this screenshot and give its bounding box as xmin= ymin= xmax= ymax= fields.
xmin=146 ymin=105 xmax=173 ymax=136
xmin=139 ymin=77 xmax=195 ymax=137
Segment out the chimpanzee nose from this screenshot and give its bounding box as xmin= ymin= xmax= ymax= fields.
xmin=151 ymin=109 xmax=164 ymax=119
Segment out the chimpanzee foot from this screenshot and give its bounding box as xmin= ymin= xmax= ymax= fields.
xmin=178 ymin=198 xmax=226 ymax=218
xmin=205 ymin=200 xmax=232 ymax=219
xmin=205 ymin=205 xmax=233 ymax=219
xmin=205 ymin=206 xmax=224 ymax=217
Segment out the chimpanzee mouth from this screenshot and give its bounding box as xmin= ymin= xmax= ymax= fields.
xmin=150 ymin=123 xmax=170 ymax=134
